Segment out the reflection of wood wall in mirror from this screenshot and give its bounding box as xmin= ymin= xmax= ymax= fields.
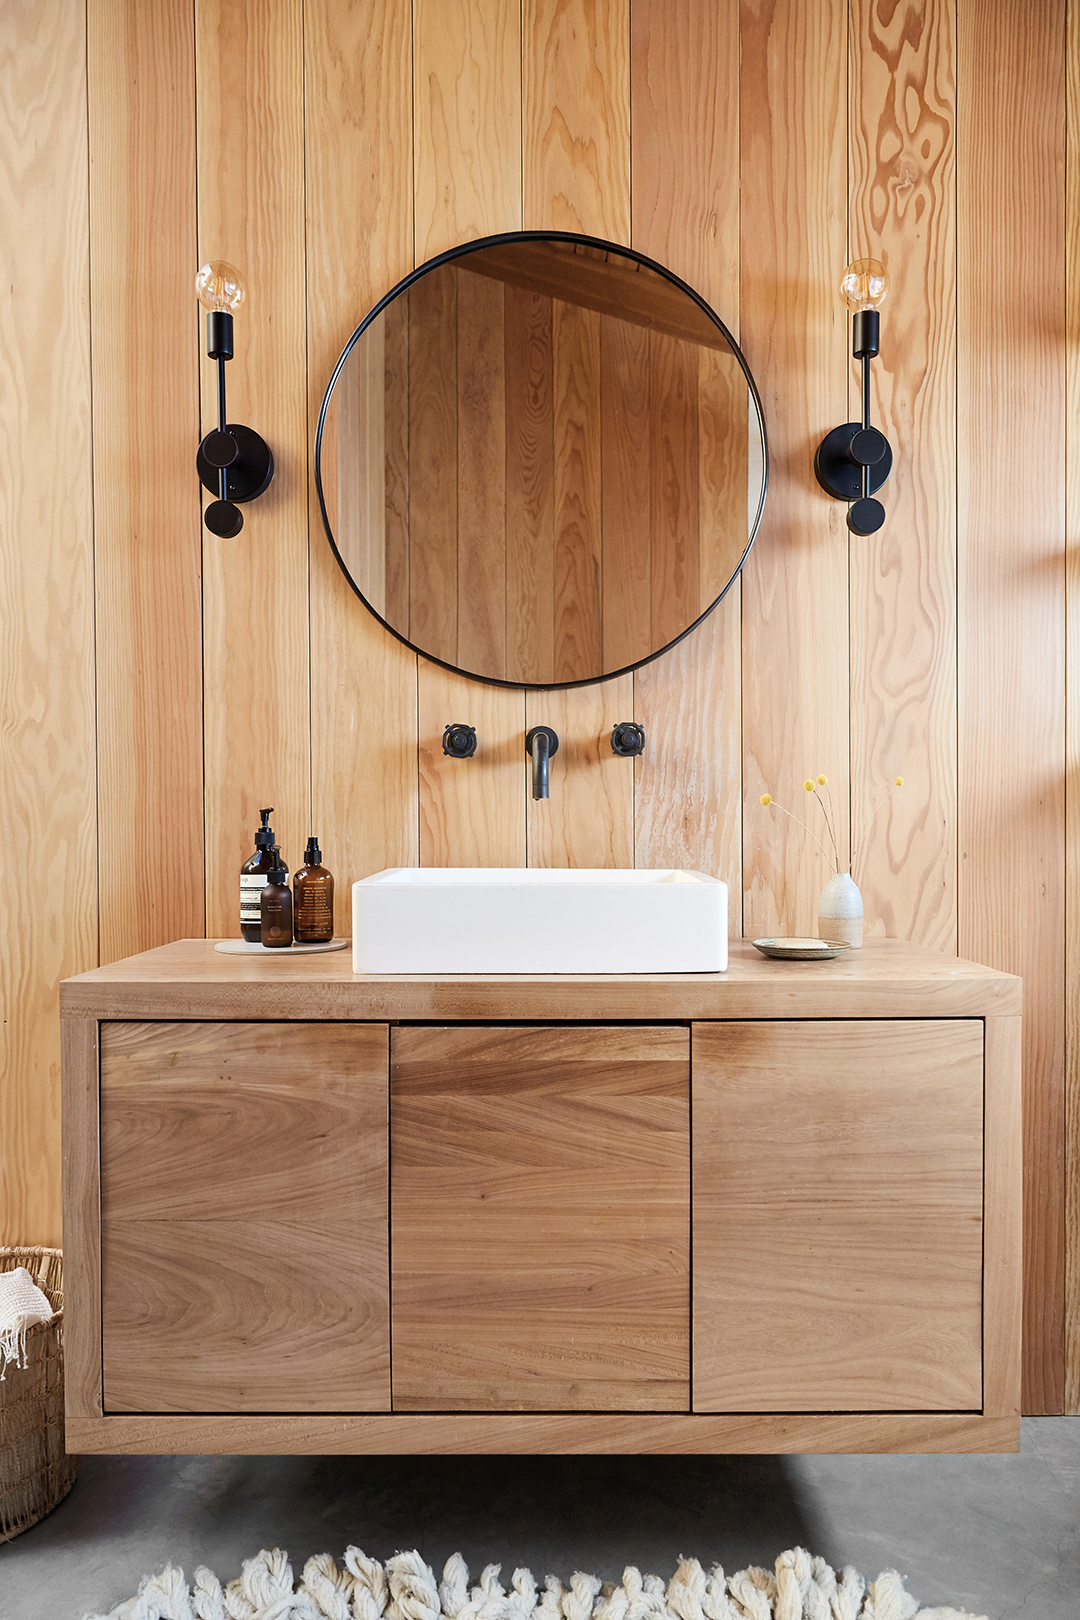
xmin=330 ymin=252 xmax=756 ymax=685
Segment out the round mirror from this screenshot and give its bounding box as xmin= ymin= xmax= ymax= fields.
xmin=316 ymin=232 xmax=768 ymax=688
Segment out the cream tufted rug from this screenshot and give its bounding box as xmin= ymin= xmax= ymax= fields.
xmin=81 ymin=1546 xmax=989 ymax=1620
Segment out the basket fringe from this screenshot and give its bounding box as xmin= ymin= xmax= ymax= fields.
xmin=80 ymin=1550 xmax=989 ymax=1620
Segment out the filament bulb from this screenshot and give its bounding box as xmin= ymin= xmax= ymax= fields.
xmin=839 ymin=258 xmax=888 ymax=313
xmin=195 ymin=261 xmax=246 ymax=314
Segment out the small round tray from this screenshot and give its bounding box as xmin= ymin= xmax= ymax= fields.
xmin=214 ymin=937 xmax=349 ymax=956
xmin=752 ymin=937 xmax=851 ymax=961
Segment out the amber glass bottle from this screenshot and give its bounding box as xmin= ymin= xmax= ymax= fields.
xmin=260 ymin=850 xmax=293 ymax=948
xmin=293 ymin=836 xmax=335 ymax=943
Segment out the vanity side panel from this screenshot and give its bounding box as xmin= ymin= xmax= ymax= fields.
xmin=983 ymin=1013 xmax=1023 ymax=1417
xmin=391 ymin=1023 xmax=689 ymax=1410
xmin=61 ymin=1016 xmax=103 ymax=1420
xmin=99 ymin=1021 xmax=389 ymax=1414
xmin=693 ymin=1019 xmax=984 ymax=1412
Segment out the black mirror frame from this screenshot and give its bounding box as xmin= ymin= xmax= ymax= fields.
xmin=314 ymin=229 xmax=769 ymax=690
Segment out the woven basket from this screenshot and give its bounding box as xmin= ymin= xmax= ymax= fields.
xmin=0 ymin=1246 xmax=78 ymax=1543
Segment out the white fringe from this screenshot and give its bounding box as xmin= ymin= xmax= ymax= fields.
xmin=80 ymin=1550 xmax=989 ymax=1620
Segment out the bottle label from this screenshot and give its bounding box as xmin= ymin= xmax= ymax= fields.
xmin=240 ymin=873 xmax=269 ymax=923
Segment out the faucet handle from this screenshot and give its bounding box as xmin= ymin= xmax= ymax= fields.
xmin=442 ymin=722 xmax=478 ymax=758
xmin=611 ymin=721 xmax=646 ymax=758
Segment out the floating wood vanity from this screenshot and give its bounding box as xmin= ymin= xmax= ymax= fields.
xmin=60 ymin=938 xmax=1022 ymax=1455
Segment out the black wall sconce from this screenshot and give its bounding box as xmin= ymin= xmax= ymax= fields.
xmin=814 ymin=258 xmax=892 ymax=536
xmin=195 ymin=262 xmax=274 ymax=537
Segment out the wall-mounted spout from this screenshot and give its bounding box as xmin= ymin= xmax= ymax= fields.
xmin=525 ymin=726 xmax=559 ymax=800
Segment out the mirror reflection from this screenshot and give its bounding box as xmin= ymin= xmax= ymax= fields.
xmin=317 ymin=234 xmax=767 ymax=687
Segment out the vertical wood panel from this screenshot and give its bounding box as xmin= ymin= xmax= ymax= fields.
xmin=1067 ymin=0 xmax=1080 ymax=1416
xmin=306 ymin=0 xmax=419 ymax=928
xmin=414 ymin=0 xmax=523 ymax=861
xmin=648 ymin=332 xmax=700 ymax=652
xmin=523 ymin=0 xmax=630 ymax=240
xmin=957 ymin=0 xmax=1066 ymax=1413
xmin=525 ymin=675 xmax=634 ymax=868
xmin=552 ymin=299 xmax=603 ymax=681
xmin=600 ymin=315 xmax=651 ymax=673
xmin=408 ymin=271 xmax=459 ymax=667
xmin=414 ymin=0 xmax=522 ymax=261
xmin=848 ymin=0 xmax=957 ymax=953
xmin=0 ymin=0 xmax=95 ymax=1245
xmin=196 ymin=0 xmax=310 ymax=938
xmin=630 ymin=0 xmax=743 ymax=924
xmin=524 ymin=0 xmax=631 ymax=863
xmin=419 ymin=661 xmax=526 ymax=866
xmin=456 ymin=272 xmax=507 ymax=677
xmin=506 ymin=287 xmax=556 ymax=683
xmin=89 ymin=0 xmax=203 ymax=962
xmin=739 ymin=0 xmax=849 ymax=940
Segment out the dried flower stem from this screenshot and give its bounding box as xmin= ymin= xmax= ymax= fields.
xmin=759 ymin=797 xmax=837 ymax=875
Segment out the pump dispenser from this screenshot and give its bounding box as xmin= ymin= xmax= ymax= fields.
xmin=240 ymin=807 xmax=276 ymax=942
xmin=260 ymin=848 xmax=293 ymax=948
xmin=294 ymin=835 xmax=335 ymax=943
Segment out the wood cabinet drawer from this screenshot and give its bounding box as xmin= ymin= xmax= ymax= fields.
xmin=390 ymin=1023 xmax=690 ymax=1411
xmin=99 ymin=1020 xmax=390 ymax=1415
xmin=692 ymin=1019 xmax=984 ymax=1412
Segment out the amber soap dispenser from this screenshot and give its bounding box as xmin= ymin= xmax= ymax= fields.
xmin=260 ymin=849 xmax=294 ymax=948
xmin=240 ymin=807 xmax=276 ymax=943
xmin=294 ymin=836 xmax=334 ymax=943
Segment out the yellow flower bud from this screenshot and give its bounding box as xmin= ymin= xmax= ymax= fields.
xmin=817 ymin=774 xmax=827 ymax=785
xmin=804 ymin=780 xmax=814 ymax=792
xmin=894 ymin=775 xmax=904 ymax=787
xmin=760 ymin=793 xmax=772 ymax=806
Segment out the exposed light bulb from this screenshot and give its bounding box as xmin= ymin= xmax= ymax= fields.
xmin=195 ymin=260 xmax=246 ymax=314
xmin=839 ymin=258 xmax=888 ymax=313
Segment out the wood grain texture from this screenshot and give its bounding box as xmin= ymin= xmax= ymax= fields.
xmin=1069 ymin=0 xmax=1080 ymax=1416
xmin=196 ymin=0 xmax=311 ymax=940
xmin=66 ymin=1411 xmax=1020 ymax=1456
xmin=60 ymin=1018 xmax=101 ymax=1419
xmin=418 ymin=659 xmax=527 ymax=866
xmin=100 ymin=1021 xmax=389 ymax=1413
xmin=391 ymin=1024 xmax=689 ymax=1410
xmin=739 ymin=0 xmax=850 ymax=940
xmin=552 ymin=298 xmax=603 ymax=680
xmin=983 ymin=1015 xmax=1024 ymax=1419
xmin=957 ymin=0 xmax=1067 ymax=1413
xmin=693 ymin=1020 xmax=984 ymax=1412
xmin=630 ymin=0 xmax=743 ymax=928
xmin=0 ymin=0 xmax=95 ymax=1247
xmin=523 ymin=0 xmax=630 ymax=239
xmin=89 ymin=0 xmax=203 ymax=965
xmin=60 ymin=936 xmax=1023 ymax=1024
xmin=414 ymin=0 xmax=522 ymax=260
xmin=525 ymin=675 xmax=634 ymax=867
xmin=305 ymin=0 xmax=419 ymax=931
xmin=456 ymin=271 xmax=507 ymax=675
xmin=848 ymin=0 xmax=957 ymax=953
xmin=408 ymin=269 xmax=460 ymax=667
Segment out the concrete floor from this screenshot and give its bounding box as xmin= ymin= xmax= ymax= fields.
xmin=0 ymin=1421 xmax=1076 ymax=1620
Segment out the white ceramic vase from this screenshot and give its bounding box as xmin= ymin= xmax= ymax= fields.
xmin=818 ymin=870 xmax=863 ymax=949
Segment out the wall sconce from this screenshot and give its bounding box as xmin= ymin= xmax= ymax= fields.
xmin=814 ymin=258 xmax=892 ymax=536
xmin=195 ymin=261 xmax=274 ymax=537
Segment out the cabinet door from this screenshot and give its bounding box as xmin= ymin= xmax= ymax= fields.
xmin=391 ymin=1024 xmax=689 ymax=1411
xmin=693 ymin=1020 xmax=984 ymax=1412
xmin=100 ymin=1021 xmax=389 ymax=1414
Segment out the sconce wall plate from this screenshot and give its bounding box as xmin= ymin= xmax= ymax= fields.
xmin=196 ymin=422 xmax=275 ymax=503
xmin=814 ymin=424 xmax=892 ymax=501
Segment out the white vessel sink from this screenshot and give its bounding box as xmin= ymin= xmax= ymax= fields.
xmin=352 ymin=867 xmax=728 ymax=974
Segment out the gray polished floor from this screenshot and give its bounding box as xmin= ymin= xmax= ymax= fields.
xmin=0 ymin=1421 xmax=1076 ymax=1620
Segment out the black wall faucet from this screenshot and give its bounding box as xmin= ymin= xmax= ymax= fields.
xmin=525 ymin=726 xmax=559 ymax=800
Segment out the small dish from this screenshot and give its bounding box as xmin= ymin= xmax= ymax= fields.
xmin=214 ymin=937 xmax=349 ymax=956
xmin=752 ymin=937 xmax=852 ymax=961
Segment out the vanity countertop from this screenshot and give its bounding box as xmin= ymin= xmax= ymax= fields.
xmin=60 ymin=934 xmax=1022 ymax=1023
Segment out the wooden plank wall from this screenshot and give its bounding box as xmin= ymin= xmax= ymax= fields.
xmin=1 ymin=0 xmax=1076 ymax=1413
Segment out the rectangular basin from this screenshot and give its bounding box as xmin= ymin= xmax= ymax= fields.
xmin=352 ymin=867 xmax=728 ymax=974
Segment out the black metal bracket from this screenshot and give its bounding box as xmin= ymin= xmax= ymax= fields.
xmin=197 ymin=310 xmax=274 ymax=537
xmin=611 ymin=721 xmax=646 ymax=758
xmin=815 ymin=305 xmax=891 ymax=535
xmin=442 ymin=722 xmax=478 ymax=759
